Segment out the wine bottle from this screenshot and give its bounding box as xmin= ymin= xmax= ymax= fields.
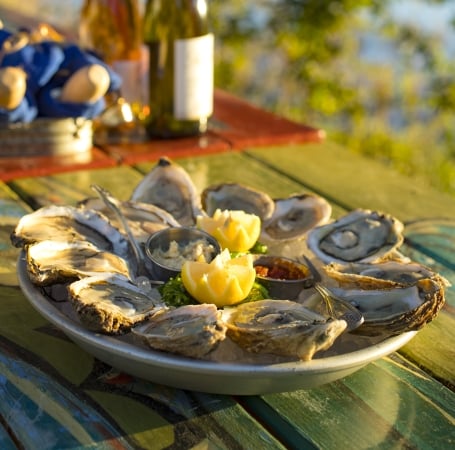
xmin=143 ymin=0 xmax=214 ymax=138
xmin=79 ymin=0 xmax=144 ymax=111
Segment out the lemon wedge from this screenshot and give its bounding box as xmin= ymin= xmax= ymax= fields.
xmin=197 ymin=209 xmax=261 ymax=252
xmin=181 ymin=249 xmax=256 ymax=307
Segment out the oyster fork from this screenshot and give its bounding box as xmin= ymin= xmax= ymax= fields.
xmin=91 ymin=184 xmax=163 ymax=287
xmin=300 ymin=255 xmax=364 ymax=331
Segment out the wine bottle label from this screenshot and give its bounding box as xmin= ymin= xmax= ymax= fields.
xmin=174 ymin=33 xmax=214 ymax=120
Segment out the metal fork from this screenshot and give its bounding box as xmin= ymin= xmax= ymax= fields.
xmin=91 ymin=184 xmax=163 ymax=287
xmin=300 ymin=255 xmax=364 ymax=331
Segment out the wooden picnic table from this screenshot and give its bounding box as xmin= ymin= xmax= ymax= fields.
xmin=0 ymin=105 xmax=454 ymax=449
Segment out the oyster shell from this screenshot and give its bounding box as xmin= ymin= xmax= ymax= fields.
xmin=68 ymin=273 xmax=163 ymax=334
xmin=261 ymin=193 xmax=332 ymax=242
xmin=130 ymin=157 xmax=203 ymax=226
xmin=201 ymin=183 xmax=275 ymax=222
xmin=323 ymin=260 xmax=450 ymax=289
xmin=224 ymin=300 xmax=347 ymax=361
xmin=328 ymin=278 xmax=445 ymax=336
xmin=307 ymin=209 xmax=404 ymax=264
xmin=132 ymin=304 xmax=227 ymax=359
xmin=26 ymin=240 xmax=133 ymax=286
xmin=79 ymin=197 xmax=180 ymax=244
xmin=11 ymin=205 xmax=129 ymax=258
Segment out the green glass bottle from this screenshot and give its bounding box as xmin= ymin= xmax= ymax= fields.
xmin=143 ymin=0 xmax=214 ymax=138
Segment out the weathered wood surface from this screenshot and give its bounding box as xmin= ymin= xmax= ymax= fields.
xmin=0 ymin=148 xmax=454 ymax=449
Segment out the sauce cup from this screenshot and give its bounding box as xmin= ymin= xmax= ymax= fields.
xmin=253 ymin=255 xmax=314 ymax=299
xmin=145 ymin=227 xmax=221 ymax=281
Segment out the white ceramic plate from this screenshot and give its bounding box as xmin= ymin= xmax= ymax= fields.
xmin=17 ymin=254 xmax=417 ymax=395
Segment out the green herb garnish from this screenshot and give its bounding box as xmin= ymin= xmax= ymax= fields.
xmin=158 ymin=275 xmax=196 ymax=307
xmin=240 ymin=282 xmax=269 ymax=303
xmin=159 ymin=275 xmax=269 ymax=307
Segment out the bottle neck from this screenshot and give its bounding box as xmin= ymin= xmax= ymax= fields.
xmin=143 ymin=0 xmax=209 ymax=43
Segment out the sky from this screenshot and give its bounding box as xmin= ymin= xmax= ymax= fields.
xmin=390 ymin=0 xmax=455 ymax=55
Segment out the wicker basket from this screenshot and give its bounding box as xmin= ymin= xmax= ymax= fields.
xmin=0 ymin=117 xmax=93 ymax=157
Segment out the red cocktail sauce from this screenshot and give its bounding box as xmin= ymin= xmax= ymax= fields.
xmin=255 ymin=262 xmax=306 ymax=280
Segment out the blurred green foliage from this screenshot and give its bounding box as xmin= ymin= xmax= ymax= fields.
xmin=210 ymin=0 xmax=455 ymax=196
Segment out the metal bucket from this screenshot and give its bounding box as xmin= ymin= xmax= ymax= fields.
xmin=0 ymin=117 xmax=93 ymax=157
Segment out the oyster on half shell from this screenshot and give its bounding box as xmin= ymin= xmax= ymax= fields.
xmin=323 ymin=260 xmax=450 ymax=290
xmin=130 ymin=157 xmax=203 ymax=226
xmin=261 ymin=193 xmax=332 ymax=242
xmin=11 ymin=205 xmax=129 ymax=259
xmin=132 ymin=304 xmax=227 ymax=359
xmin=201 ymin=182 xmax=275 ymax=222
xmin=68 ymin=273 xmax=163 ymax=334
xmin=307 ymin=209 xmax=404 ymax=264
xmin=26 ymin=240 xmax=134 ymax=286
xmin=327 ymin=277 xmax=445 ymax=337
xmin=224 ymin=300 xmax=347 ymax=361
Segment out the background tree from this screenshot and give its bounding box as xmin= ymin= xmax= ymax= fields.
xmin=211 ymin=0 xmax=455 ymax=195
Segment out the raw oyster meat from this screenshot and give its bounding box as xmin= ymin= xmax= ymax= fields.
xmin=26 ymin=240 xmax=133 ymax=286
xmin=130 ymin=157 xmax=203 ymax=226
xmin=327 ymin=277 xmax=445 ymax=336
xmin=224 ymin=300 xmax=347 ymax=361
xmin=11 ymin=205 xmax=129 ymax=258
xmin=68 ymin=273 xmax=163 ymax=334
xmin=132 ymin=304 xmax=227 ymax=359
xmin=307 ymin=209 xmax=404 ymax=264
xmin=323 ymin=260 xmax=450 ymax=289
xmin=261 ymin=193 xmax=332 ymax=242
xmin=201 ymin=183 xmax=275 ymax=222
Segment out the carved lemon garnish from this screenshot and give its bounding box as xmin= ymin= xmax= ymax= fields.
xmin=181 ymin=249 xmax=256 ymax=307
xmin=197 ymin=209 xmax=261 ymax=253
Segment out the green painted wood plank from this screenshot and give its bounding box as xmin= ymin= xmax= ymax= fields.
xmin=0 ymin=350 xmax=134 ymax=449
xmin=0 ymin=286 xmax=95 ymax=386
xmin=0 ymin=183 xmax=40 ymax=286
xmin=89 ymin=380 xmax=286 ymax=449
xmin=242 ymin=355 xmax=454 ymax=450
xmin=7 ymin=166 xmax=145 ymax=208
xmin=85 ymin=390 xmax=174 ymax=449
xmin=400 ymin=313 xmax=455 ymax=387
xmin=246 ymin=144 xmax=455 ymax=222
xmin=404 ymin=219 xmax=455 ymax=270
xmin=234 ymin=395 xmax=319 ymax=449
xmin=0 ymin=427 xmax=16 ymax=450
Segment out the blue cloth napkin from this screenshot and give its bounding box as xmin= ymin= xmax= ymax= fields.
xmin=2 ymin=41 xmax=65 ymax=93
xmin=0 ymin=30 xmax=122 ymax=123
xmin=37 ymin=44 xmax=122 ymax=119
xmin=0 ymin=92 xmax=38 ymax=124
xmin=0 ymin=29 xmax=11 ymax=47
